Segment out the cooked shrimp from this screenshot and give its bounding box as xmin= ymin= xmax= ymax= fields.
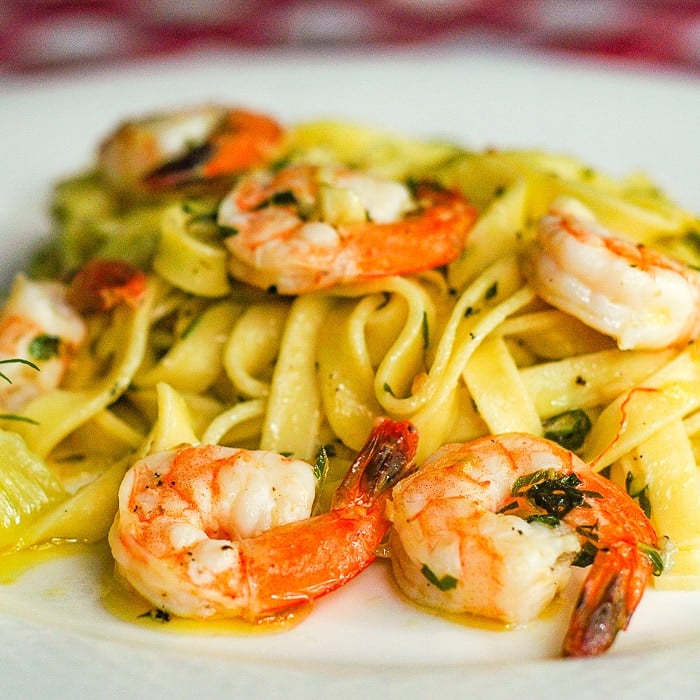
xmin=109 ymin=417 xmax=418 ymax=621
xmin=218 ymin=163 xmax=477 ymax=294
xmin=524 ymin=199 xmax=700 ymax=350
xmin=98 ymin=105 xmax=284 ymax=192
xmin=0 ymin=274 xmax=86 ymax=412
xmin=66 ymin=259 xmax=147 ymax=313
xmin=387 ymin=433 xmax=661 ymax=656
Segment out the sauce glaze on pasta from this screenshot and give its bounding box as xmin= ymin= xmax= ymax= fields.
xmin=2 ymin=109 xmax=700 ymax=593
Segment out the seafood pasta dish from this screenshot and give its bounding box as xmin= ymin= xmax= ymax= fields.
xmin=2 ymin=105 xmax=700 ymax=658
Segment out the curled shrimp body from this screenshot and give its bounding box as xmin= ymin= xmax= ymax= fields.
xmin=387 ymin=433 xmax=660 ymax=656
xmin=0 ymin=274 xmax=86 ymax=412
xmin=98 ymin=105 xmax=284 ymax=193
xmin=218 ymin=163 xmax=477 ymax=294
xmin=525 ymin=199 xmax=700 ymax=350
xmin=66 ymin=259 xmax=147 ymax=313
xmin=109 ymin=418 xmax=418 ymax=621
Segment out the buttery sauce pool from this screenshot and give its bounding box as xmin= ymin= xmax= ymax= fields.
xmin=0 ymin=540 xmax=311 ymax=636
xmin=0 ymin=541 xmax=564 ymax=636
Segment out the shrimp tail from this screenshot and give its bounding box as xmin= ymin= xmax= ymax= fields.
xmin=143 ymin=142 xmax=215 ymax=189
xmin=332 ymin=417 xmax=419 ymax=508
xmin=243 ymin=418 xmax=418 ymax=619
xmin=144 ymin=110 xmax=284 ymax=190
xmin=562 ymin=543 xmax=651 ymax=656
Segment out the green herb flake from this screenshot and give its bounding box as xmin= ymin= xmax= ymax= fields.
xmin=254 ymin=190 xmax=298 ymax=210
xmin=484 ymin=282 xmax=498 ymax=300
xmin=0 ymin=357 xmax=40 ymax=384
xmin=421 ymin=311 xmax=429 ymax=350
xmin=383 ymin=382 xmax=396 ymax=397
xmin=575 ymin=523 xmax=600 ymax=543
xmin=638 ymin=542 xmax=665 ymax=576
xmin=497 ymin=501 xmax=519 ymax=515
xmin=313 ymin=445 xmax=329 ymax=481
xmin=683 ymin=229 xmax=700 ymax=254
xmin=526 ymin=513 xmax=560 ymax=528
xmin=218 ymin=225 xmax=239 ymax=238
xmin=625 ymin=472 xmax=652 ymax=519
xmin=269 ymin=157 xmax=292 ymax=172
xmin=182 ymin=199 xmax=218 ymax=222
xmin=138 ymin=608 xmax=172 ymax=623
xmin=542 ymin=409 xmax=592 ymax=451
xmin=28 ymin=335 xmax=60 ymax=361
xmin=511 ymin=469 xmax=555 ymax=494
xmin=512 ymin=469 xmax=601 ymax=518
xmin=572 ymin=540 xmax=598 ymax=568
xmin=0 ymin=414 xmax=40 ymax=425
xmin=421 ymin=564 xmax=458 ymax=591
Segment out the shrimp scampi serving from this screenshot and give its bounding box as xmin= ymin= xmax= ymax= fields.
xmin=98 ymin=105 xmax=285 ymax=194
xmin=109 ymin=418 xmax=417 ymax=621
xmin=387 ymin=433 xmax=662 ymax=656
xmin=218 ymin=163 xmax=477 ymax=294
xmin=0 ymin=274 xmax=86 ymax=412
xmin=524 ymin=199 xmax=700 ymax=350
xmin=6 ymin=103 xmax=700 ymax=661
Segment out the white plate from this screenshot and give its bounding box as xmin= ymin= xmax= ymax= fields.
xmin=1 ymin=48 xmax=700 ymax=699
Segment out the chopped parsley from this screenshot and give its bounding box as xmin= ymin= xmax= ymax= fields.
xmin=511 ymin=469 xmax=601 ymax=519
xmin=253 ymin=189 xmax=298 ymax=210
xmin=28 ymin=335 xmax=60 ymax=361
xmin=542 ymin=409 xmax=592 ymax=451
xmin=525 ymin=513 xmax=560 ymax=528
xmin=572 ymin=540 xmax=598 ymax=568
xmin=218 ymin=225 xmax=239 ymax=238
xmin=484 ymin=281 xmax=498 ymax=300
xmin=313 ymin=445 xmax=329 ymax=481
xmin=421 ymin=564 xmax=458 ymax=591
xmin=138 ymin=608 xmax=172 ymax=623
xmin=625 ymin=472 xmax=652 ymax=519
xmin=638 ymin=542 xmax=665 ymax=576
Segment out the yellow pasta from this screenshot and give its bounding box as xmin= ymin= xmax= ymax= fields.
xmin=1 ymin=108 xmax=699 ymax=600
xmin=610 ymin=419 xmax=700 ymax=590
xmin=463 ymin=334 xmax=541 ymax=435
xmin=260 ymin=295 xmax=333 ymax=459
xmin=153 ymin=203 xmax=233 ymax=297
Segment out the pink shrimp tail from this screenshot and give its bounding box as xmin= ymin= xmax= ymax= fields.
xmin=562 ymin=543 xmax=652 ymax=657
xmin=242 ymin=418 xmax=418 ymax=619
xmin=332 ymin=417 xmax=419 ymax=509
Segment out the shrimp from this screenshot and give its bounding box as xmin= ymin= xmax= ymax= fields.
xmin=98 ymin=105 xmax=284 ymax=193
xmin=0 ymin=274 xmax=86 ymax=412
xmin=524 ymin=198 xmax=700 ymax=350
xmin=66 ymin=258 xmax=147 ymax=313
xmin=387 ymin=433 xmax=661 ymax=656
xmin=109 ymin=417 xmax=418 ymax=621
xmin=218 ymin=163 xmax=477 ymax=294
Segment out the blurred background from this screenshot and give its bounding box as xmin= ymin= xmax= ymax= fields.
xmin=2 ymin=0 xmax=700 ymax=77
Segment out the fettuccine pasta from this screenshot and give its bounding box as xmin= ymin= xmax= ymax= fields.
xmin=2 ymin=106 xmax=700 ymax=600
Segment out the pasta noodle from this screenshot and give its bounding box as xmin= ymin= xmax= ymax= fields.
xmin=1 ymin=109 xmax=700 ymax=598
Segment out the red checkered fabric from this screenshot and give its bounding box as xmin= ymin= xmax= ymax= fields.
xmin=2 ymin=0 xmax=700 ymax=75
